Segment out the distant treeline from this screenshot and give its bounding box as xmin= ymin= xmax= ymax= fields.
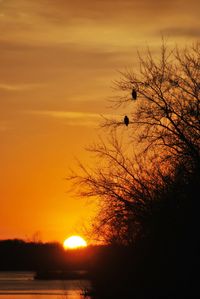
xmin=0 ymin=239 xmax=99 ymax=271
xmin=0 ymin=239 xmax=128 ymax=273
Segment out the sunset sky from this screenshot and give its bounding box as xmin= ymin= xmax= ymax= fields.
xmin=1 ymin=0 xmax=199 ymax=243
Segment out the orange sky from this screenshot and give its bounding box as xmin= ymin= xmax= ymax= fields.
xmin=0 ymin=0 xmax=199 ymax=243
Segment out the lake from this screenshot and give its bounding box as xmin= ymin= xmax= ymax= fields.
xmin=0 ymin=272 xmax=91 ymax=299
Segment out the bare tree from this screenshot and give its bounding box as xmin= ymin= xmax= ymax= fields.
xmin=69 ymin=133 xmax=176 ymax=245
xmin=106 ymin=42 xmax=200 ymax=171
xmin=69 ymin=42 xmax=200 ymax=245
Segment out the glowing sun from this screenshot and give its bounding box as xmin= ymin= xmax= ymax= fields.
xmin=63 ymin=235 xmax=87 ymax=249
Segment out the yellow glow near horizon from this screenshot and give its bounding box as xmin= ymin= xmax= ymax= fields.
xmin=63 ymin=236 xmax=87 ymax=249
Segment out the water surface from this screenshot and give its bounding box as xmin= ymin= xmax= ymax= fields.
xmin=0 ymin=272 xmax=91 ymax=299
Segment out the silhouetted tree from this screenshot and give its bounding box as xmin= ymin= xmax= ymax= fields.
xmin=70 ymin=42 xmax=200 ymax=246
xmin=68 ymin=41 xmax=200 ymax=298
xmin=106 ymin=42 xmax=200 ymax=172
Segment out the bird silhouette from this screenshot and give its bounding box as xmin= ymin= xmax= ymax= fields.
xmin=132 ymin=88 xmax=137 ymax=100
xmin=124 ymin=115 xmax=129 ymax=126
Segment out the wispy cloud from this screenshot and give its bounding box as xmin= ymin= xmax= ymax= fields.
xmin=27 ymin=110 xmax=124 ymax=127
xmin=0 ymin=83 xmax=41 ymax=91
xmin=28 ymin=110 xmax=102 ymax=127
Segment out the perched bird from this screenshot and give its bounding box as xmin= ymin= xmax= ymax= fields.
xmin=124 ymin=115 xmax=129 ymax=126
xmin=169 ymin=79 xmax=178 ymax=87
xmin=132 ymin=88 xmax=137 ymax=100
